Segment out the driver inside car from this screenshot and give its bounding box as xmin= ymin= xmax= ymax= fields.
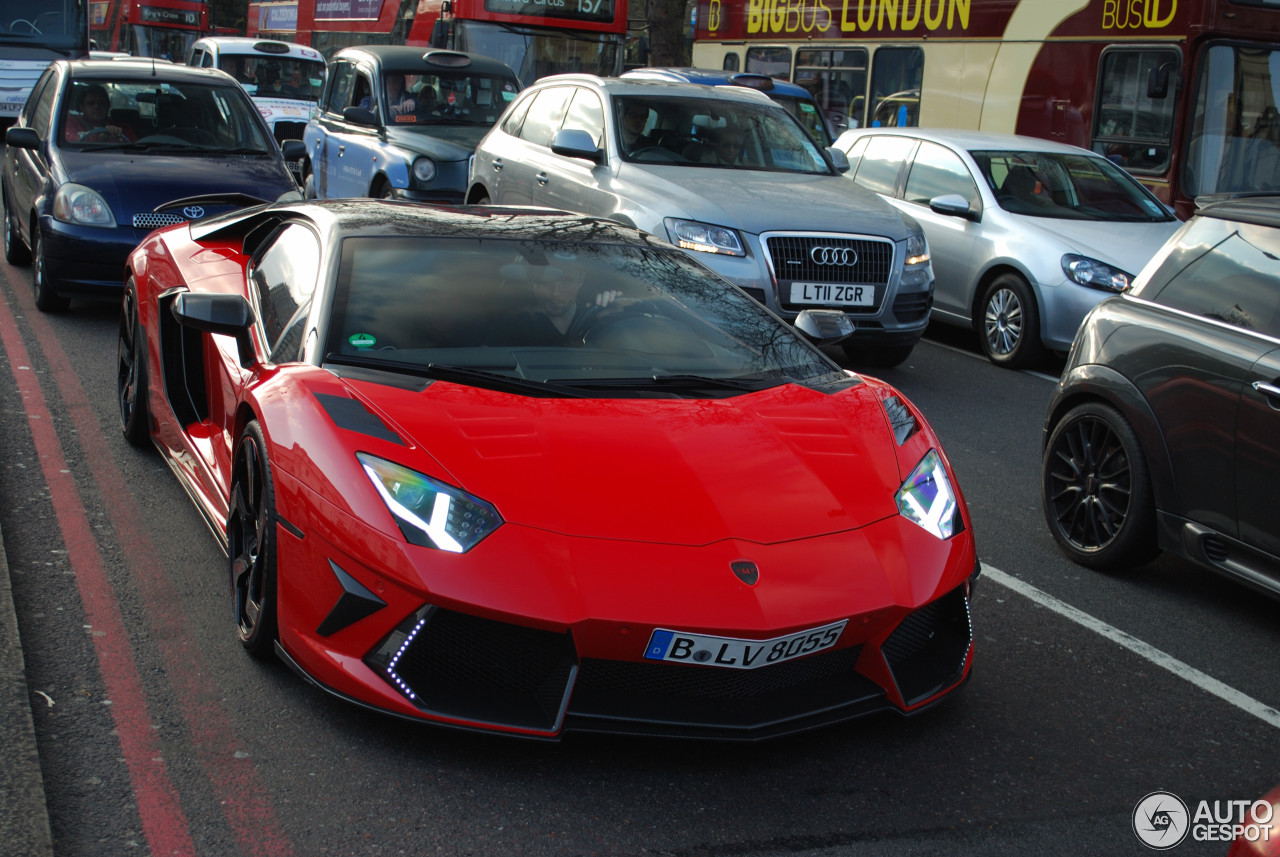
xmin=64 ymin=84 xmax=136 ymax=143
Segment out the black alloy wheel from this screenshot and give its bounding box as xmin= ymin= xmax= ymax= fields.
xmin=228 ymin=421 xmax=280 ymax=657
xmin=979 ymin=273 xmax=1041 ymax=369
xmin=31 ymin=228 xmax=69 ymax=312
xmin=117 ymin=281 xmax=149 ymax=446
xmin=1041 ymin=401 xmax=1158 ymax=570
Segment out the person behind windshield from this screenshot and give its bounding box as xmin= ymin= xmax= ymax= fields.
xmin=64 ymin=84 xmax=136 ymax=144
xmin=381 ymin=73 xmax=417 ymax=117
xmin=617 ymin=100 xmax=658 ymax=154
xmin=504 ymin=260 xmax=623 ymax=346
xmin=692 ymin=123 xmax=746 ymax=165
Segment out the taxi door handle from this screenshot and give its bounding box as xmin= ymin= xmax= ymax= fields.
xmin=491 ymin=158 xmax=503 ymax=171
xmin=338 ymin=145 xmax=345 ymax=157
xmin=536 ymin=172 xmax=548 ymax=185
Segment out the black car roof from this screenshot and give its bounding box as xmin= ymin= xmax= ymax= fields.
xmin=1196 ymin=193 xmax=1280 ymax=230
xmin=65 ymin=59 xmax=235 ymax=85
xmin=330 ymin=46 xmax=518 ymax=79
xmin=194 ymin=199 xmax=665 ymax=248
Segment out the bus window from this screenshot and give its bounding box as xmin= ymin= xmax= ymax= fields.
xmin=795 ymin=48 xmax=867 ymax=133
xmin=745 ymin=46 xmax=791 ymax=79
xmin=1184 ymin=43 xmax=1280 ymax=197
xmin=1092 ymin=48 xmax=1179 ymax=174
xmin=723 ymin=53 xmax=739 ymax=72
xmin=868 ymin=47 xmax=922 ymax=127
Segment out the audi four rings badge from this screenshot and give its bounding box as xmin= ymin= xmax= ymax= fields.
xmin=811 ymin=246 xmax=858 ymax=266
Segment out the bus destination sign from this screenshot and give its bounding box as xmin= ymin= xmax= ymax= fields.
xmin=483 ymin=0 xmax=615 ymax=24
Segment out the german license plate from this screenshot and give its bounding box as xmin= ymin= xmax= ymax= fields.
xmin=790 ymin=282 xmax=874 ymax=306
xmin=644 ymin=620 xmax=848 ymax=670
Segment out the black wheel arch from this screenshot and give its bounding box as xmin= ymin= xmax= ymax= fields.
xmin=1043 ymin=363 xmax=1178 ymax=518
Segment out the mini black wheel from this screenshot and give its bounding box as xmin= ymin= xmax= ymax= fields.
xmin=1041 ymin=401 xmax=1158 ymax=570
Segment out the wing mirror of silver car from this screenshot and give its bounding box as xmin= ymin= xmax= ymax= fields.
xmin=793 ymin=309 xmax=855 ymax=346
xmin=929 ymin=193 xmax=979 ymax=221
xmin=551 ymin=128 xmax=604 ymax=164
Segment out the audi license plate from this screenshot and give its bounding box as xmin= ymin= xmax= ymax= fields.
xmin=644 ymin=620 xmax=848 ymax=670
xmin=790 ymin=283 xmax=874 ymax=306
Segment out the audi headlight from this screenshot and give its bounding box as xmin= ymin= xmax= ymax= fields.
xmin=664 ymin=218 xmax=745 ymax=256
xmin=411 ymin=157 xmax=438 ymax=184
xmin=896 ymin=449 xmax=961 ymax=540
xmin=52 ymin=183 xmax=116 ymax=227
xmin=1062 ymin=254 xmax=1132 ymax=293
xmin=905 ymin=232 xmax=930 ymax=267
xmin=358 ymin=453 xmax=502 ymax=553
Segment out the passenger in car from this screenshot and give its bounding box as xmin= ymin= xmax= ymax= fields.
xmin=502 ymin=259 xmax=624 ymax=345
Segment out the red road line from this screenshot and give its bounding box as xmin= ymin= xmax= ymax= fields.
xmin=0 ymin=288 xmax=197 ymax=856
xmin=0 ymin=280 xmax=295 ymax=855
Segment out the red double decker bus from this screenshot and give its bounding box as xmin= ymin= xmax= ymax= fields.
xmin=692 ymin=0 xmax=1280 ymax=217
xmin=247 ymin=0 xmax=626 ymax=85
xmin=89 ymin=0 xmax=209 ymax=59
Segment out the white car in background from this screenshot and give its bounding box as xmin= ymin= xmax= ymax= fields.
xmin=834 ymin=128 xmax=1182 ymax=368
xmin=186 ymin=37 xmax=327 ymax=177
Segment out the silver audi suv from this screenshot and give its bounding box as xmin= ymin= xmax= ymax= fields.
xmin=467 ymin=75 xmax=934 ymax=366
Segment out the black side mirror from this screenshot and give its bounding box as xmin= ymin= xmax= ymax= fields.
xmin=171 ymin=292 xmax=257 ymax=368
xmin=342 ymin=106 xmax=379 ymax=127
xmin=793 ymin=309 xmax=855 ymax=346
xmin=4 ymin=126 xmax=40 ymax=150
xmin=1147 ymin=63 xmax=1174 ymax=99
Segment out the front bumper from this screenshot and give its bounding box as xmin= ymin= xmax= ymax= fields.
xmin=270 ymin=470 xmax=977 ymax=740
xmin=39 ymin=216 xmax=147 ymax=299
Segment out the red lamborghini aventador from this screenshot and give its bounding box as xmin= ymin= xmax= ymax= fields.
xmin=117 ymin=199 xmax=978 ymax=740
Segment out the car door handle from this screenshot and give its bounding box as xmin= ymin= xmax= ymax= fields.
xmin=1253 ymin=380 xmax=1280 ymax=399
xmin=338 ymin=145 xmax=345 ymax=157
xmin=536 ymin=172 xmax=548 ymax=185
xmin=491 ymin=159 xmax=503 ymax=171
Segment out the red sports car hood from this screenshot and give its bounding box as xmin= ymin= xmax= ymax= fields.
xmin=345 ymin=379 xmax=906 ymax=546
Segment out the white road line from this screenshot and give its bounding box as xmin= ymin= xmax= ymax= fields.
xmin=982 ymin=564 xmax=1280 ymax=731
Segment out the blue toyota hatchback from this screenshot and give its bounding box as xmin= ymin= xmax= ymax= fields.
xmin=2 ymin=59 xmax=304 ymax=312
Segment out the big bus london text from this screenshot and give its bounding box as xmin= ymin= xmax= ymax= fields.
xmin=692 ymin=0 xmax=1280 ymax=217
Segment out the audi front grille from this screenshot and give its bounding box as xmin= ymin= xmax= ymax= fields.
xmin=764 ymin=235 xmax=895 ymax=312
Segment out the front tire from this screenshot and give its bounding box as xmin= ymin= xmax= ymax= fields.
xmin=2 ymin=186 xmax=30 ymax=266
xmin=979 ymin=273 xmax=1041 ymax=369
xmin=31 ymin=228 xmax=69 ymax=312
xmin=228 ymin=421 xmax=279 ymax=658
xmin=1041 ymin=401 xmax=1158 ymax=570
xmin=117 ymin=280 xmax=149 ymax=446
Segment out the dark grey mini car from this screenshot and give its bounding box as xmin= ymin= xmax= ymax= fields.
xmin=1041 ymin=194 xmax=1280 ymax=597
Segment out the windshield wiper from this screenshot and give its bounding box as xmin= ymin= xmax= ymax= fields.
xmin=323 ymin=354 xmax=584 ymax=398
xmin=216 ymin=147 xmax=271 ymax=156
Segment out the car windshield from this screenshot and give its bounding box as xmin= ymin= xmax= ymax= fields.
xmin=973 ymin=149 xmax=1175 ymax=222
xmin=614 ymin=95 xmax=833 ymax=174
xmin=381 ymin=68 xmax=520 ymax=127
xmin=323 ymin=236 xmax=842 ymax=395
xmin=220 ymin=55 xmax=328 ymax=104
xmin=61 ymin=79 xmax=275 ymax=153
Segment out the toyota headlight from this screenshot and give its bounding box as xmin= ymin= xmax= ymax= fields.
xmin=664 ymin=218 xmax=745 ymax=256
xmin=358 ymin=453 xmax=502 ymax=552
xmin=896 ymin=450 xmax=961 ymax=539
xmin=1062 ymin=254 xmax=1132 ymax=293
xmin=52 ymin=183 xmax=116 ymax=227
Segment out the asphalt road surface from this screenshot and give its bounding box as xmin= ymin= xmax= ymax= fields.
xmin=1 ymin=263 xmax=1277 ymax=857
